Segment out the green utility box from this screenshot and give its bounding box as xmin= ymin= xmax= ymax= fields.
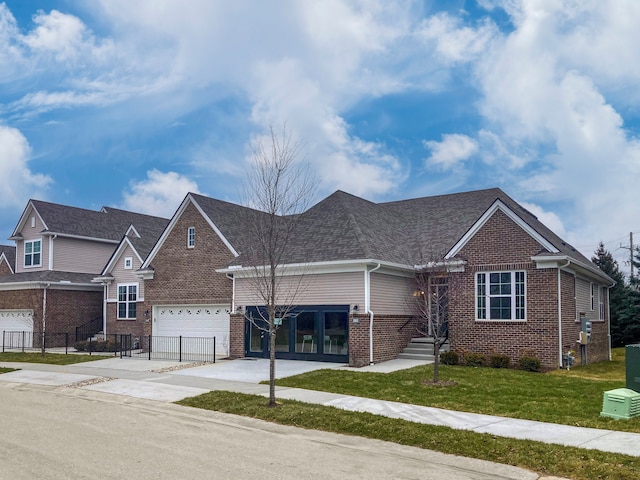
xmin=627 ymin=344 xmax=640 ymax=393
xmin=601 ymin=388 xmax=640 ymax=420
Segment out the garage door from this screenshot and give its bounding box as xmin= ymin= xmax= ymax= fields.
xmin=0 ymin=310 xmax=34 ymax=348
xmin=153 ymin=305 xmax=230 ymax=356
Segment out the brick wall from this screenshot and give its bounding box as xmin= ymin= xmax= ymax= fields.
xmin=229 ymin=313 xmax=245 ymax=358
xmin=0 ymin=287 xmax=102 ymax=336
xmin=348 ymin=313 xmax=417 ymax=367
xmin=449 ymin=209 xmax=564 ymax=370
xmin=105 ymin=303 xmax=148 ymax=338
xmin=0 ymin=260 xmax=12 ymax=277
xmin=143 ymin=202 xmax=235 ymax=326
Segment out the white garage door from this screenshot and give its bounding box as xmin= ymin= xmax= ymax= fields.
xmin=153 ymin=305 xmax=230 ymax=356
xmin=0 ymin=310 xmax=34 ymax=348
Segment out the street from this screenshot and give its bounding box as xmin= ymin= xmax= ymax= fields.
xmin=0 ymin=382 xmax=536 ymax=480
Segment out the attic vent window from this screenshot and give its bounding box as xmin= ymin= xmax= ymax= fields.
xmin=124 ymin=257 xmax=133 ymax=270
xmin=31 ymin=216 xmax=35 ymax=228
xmin=187 ymin=227 xmax=195 ymax=248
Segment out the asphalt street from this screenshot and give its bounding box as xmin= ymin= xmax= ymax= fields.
xmin=0 ymin=382 xmax=538 ymax=480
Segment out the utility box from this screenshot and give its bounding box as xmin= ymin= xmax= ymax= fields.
xmin=627 ymin=344 xmax=640 ymax=393
xmin=601 ymin=388 xmax=640 ymax=420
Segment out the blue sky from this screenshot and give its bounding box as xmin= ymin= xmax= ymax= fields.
xmin=1 ymin=1 xmax=640 ymax=275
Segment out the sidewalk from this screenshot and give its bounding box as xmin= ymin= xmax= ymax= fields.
xmin=1 ymin=358 xmax=640 ymax=457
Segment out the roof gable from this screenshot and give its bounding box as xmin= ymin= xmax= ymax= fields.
xmin=142 ymin=193 xmax=252 ymax=269
xmin=0 ymin=245 xmax=16 ymax=274
xmin=444 ymin=199 xmax=559 ymax=259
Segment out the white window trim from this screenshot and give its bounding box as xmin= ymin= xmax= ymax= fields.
xmin=590 ymin=283 xmax=596 ymax=311
xmin=117 ymin=283 xmax=138 ymax=320
xmin=187 ymin=226 xmax=196 ymax=248
xmin=599 ymin=286 xmax=605 ymax=321
xmin=476 ymin=270 xmax=527 ymax=322
xmin=24 ymin=238 xmax=42 ymax=268
xmin=124 ymin=256 xmax=133 ymax=270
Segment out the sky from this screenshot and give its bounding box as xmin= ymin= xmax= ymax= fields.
xmin=1 ymin=0 xmax=640 ymax=276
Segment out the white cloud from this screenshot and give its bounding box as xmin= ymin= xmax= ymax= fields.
xmin=424 ymin=134 xmax=478 ymax=169
xmin=417 ymin=12 xmax=498 ymax=64
xmin=121 ymin=170 xmax=200 ymax=218
xmin=519 ymin=201 xmax=566 ymax=238
xmin=0 ymin=125 xmax=52 ymax=207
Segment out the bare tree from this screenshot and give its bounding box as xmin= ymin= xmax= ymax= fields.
xmin=241 ymin=125 xmax=317 ymax=407
xmin=413 ymin=260 xmax=462 ymax=383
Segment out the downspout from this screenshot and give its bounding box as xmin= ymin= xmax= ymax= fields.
xmin=42 ymin=282 xmax=50 ymax=351
xmin=607 ymin=281 xmax=615 ymax=361
xmin=102 ymin=283 xmax=108 ymax=335
xmin=557 ymin=260 xmax=571 ymax=368
xmin=366 ymin=263 xmax=381 ymax=365
xmin=226 ymin=273 xmax=235 ymax=313
xmin=48 ymin=235 xmax=57 ymax=270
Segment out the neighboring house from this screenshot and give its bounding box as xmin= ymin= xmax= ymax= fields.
xmin=135 ymin=193 xmax=266 ymax=355
xmin=92 ymin=218 xmax=169 ymax=338
xmin=0 ymin=200 xmax=168 ymax=339
xmin=218 ymin=188 xmax=613 ymax=369
xmin=0 ymin=245 xmax=15 ymax=277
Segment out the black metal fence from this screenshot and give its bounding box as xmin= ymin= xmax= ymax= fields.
xmin=121 ymin=335 xmax=217 ymax=363
xmin=1 ymin=331 xmax=217 ymax=363
xmin=2 ymin=331 xmax=72 ymax=353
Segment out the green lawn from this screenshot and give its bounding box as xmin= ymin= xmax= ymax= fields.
xmin=0 ymin=351 xmax=111 ymax=365
xmin=178 ymin=391 xmax=640 ymax=480
xmin=273 ymin=347 xmax=640 ymax=432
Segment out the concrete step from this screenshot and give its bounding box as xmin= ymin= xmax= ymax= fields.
xmin=398 ymin=352 xmax=435 ymax=361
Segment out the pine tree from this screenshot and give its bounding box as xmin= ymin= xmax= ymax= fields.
xmin=592 ymin=242 xmax=640 ymax=346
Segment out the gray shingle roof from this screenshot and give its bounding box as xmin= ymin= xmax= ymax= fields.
xmin=0 ymin=245 xmax=16 ymax=269
xmin=0 ymin=270 xmax=98 ymax=285
xmin=216 ymin=187 xmax=599 ymax=272
xmin=26 ymin=200 xmax=169 ymax=242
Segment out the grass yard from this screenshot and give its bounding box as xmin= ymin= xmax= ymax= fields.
xmin=274 ymin=348 xmax=640 ymax=432
xmin=0 ymin=351 xmax=111 ymax=365
xmin=178 ymin=391 xmax=640 ymax=480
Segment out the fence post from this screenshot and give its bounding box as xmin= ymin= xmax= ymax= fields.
xmin=22 ymin=331 xmax=25 ymax=353
xmin=2 ymin=331 xmax=4 ymax=353
xmin=89 ymin=337 xmax=92 ymax=356
xmin=213 ymin=336 xmax=216 ymax=363
xmin=65 ymin=333 xmax=69 ymax=355
xmin=179 ymin=335 xmax=182 ymax=362
xmin=148 ymin=335 xmax=151 ymax=360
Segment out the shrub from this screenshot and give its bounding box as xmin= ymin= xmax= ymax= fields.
xmin=518 ymin=355 xmax=541 ymax=372
xmin=489 ymin=354 xmax=511 ymax=369
xmin=74 ymin=339 xmax=119 ymax=353
xmin=439 ymin=351 xmax=459 ymax=365
xmin=464 ymin=352 xmax=486 ymax=367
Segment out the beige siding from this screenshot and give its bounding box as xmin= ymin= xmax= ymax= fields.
xmin=107 ymin=244 xmax=145 ymax=300
xmin=52 ymin=237 xmax=116 ymax=274
xmin=15 ymin=206 xmax=49 ymax=273
xmin=370 ymin=272 xmax=416 ymax=315
xmin=575 ymin=277 xmax=598 ymax=321
xmin=235 ymin=272 xmax=365 ymax=307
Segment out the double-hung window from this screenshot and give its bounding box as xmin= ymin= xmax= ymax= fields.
xmin=476 ymin=271 xmax=526 ymax=320
xmin=117 ymin=284 xmax=138 ymax=319
xmin=24 ymin=239 xmax=42 ymax=267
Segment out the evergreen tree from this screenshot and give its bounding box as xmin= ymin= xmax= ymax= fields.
xmin=592 ymin=242 xmax=640 ymax=346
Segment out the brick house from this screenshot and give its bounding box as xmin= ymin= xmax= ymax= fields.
xmin=0 ymin=200 xmax=167 ymax=340
xmin=217 ymin=188 xmax=613 ymax=369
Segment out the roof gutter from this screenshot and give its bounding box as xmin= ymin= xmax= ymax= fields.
xmin=366 ymin=263 xmax=381 ymax=365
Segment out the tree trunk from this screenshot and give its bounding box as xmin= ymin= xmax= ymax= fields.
xmin=433 ymin=338 xmax=440 ymax=383
xmin=268 ymin=323 xmax=277 ymax=407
